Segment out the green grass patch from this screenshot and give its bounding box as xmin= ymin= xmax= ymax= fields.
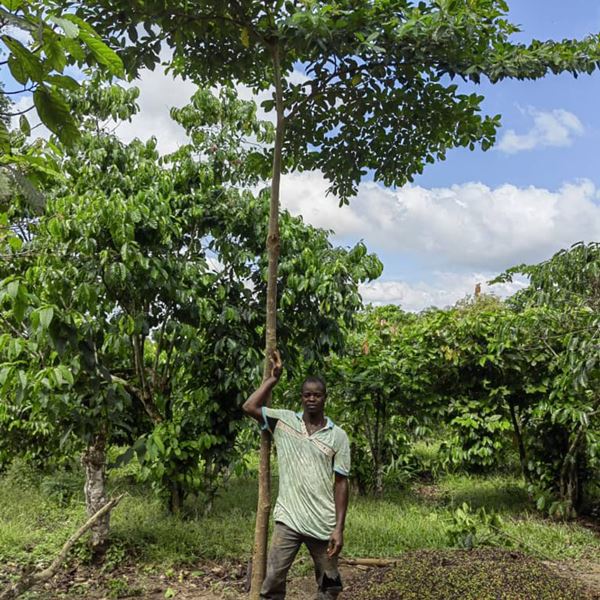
xmin=438 ymin=473 xmax=531 ymax=514
xmin=1 ymin=462 xmax=599 ymax=574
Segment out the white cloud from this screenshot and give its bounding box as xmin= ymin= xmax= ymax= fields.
xmin=359 ymin=272 xmax=528 ymax=312
xmin=497 ymin=108 xmax=584 ymax=154
xmin=116 ymin=66 xmax=197 ymax=155
xmin=117 ymin=65 xmax=307 ymax=154
xmin=281 ymin=174 xmax=600 ymax=271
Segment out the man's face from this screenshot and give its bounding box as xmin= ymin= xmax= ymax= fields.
xmin=301 ymin=381 xmax=326 ymax=416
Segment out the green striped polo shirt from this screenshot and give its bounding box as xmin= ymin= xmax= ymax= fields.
xmin=261 ymin=407 xmax=351 ymax=540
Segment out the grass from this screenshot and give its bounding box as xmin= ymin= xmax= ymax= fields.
xmin=1 ymin=457 xmax=599 ymax=577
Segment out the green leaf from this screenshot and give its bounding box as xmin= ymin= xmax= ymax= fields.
xmin=0 ymin=0 xmax=23 ymax=11
xmin=74 ymin=23 xmax=124 ymax=77
xmin=53 ymin=366 xmax=64 ymax=386
xmin=47 ymin=15 xmax=80 ymax=39
xmin=60 ymin=365 xmax=74 ymax=385
xmin=7 ymin=54 xmax=28 ymax=85
xmin=8 ymin=235 xmax=23 ymax=252
xmin=0 ymin=366 xmax=13 ymax=387
xmin=38 ymin=306 xmax=54 ymax=329
xmin=46 ymin=74 xmax=80 ymax=91
xmin=44 ymin=37 xmax=67 ymax=72
xmin=240 ymin=27 xmax=250 ymax=48
xmin=0 ymin=120 xmax=10 ymax=154
xmin=7 ymin=280 xmax=20 ymax=299
xmin=2 ymin=35 xmax=44 ymax=82
xmin=19 ymin=114 xmax=31 ymax=136
xmin=33 ymin=85 xmax=80 ymax=144
xmin=154 ymin=434 xmax=165 ymax=454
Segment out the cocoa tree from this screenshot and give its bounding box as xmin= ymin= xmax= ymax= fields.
xmin=0 ymin=82 xmax=381 ymax=541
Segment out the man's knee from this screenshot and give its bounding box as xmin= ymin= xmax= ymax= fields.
xmin=318 ymin=569 xmax=343 ymax=598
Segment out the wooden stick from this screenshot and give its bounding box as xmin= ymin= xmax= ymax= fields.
xmin=340 ymin=557 xmax=400 ymax=567
xmin=0 ymin=494 xmax=125 ymax=600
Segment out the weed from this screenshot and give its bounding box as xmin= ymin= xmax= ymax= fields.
xmin=107 ymin=576 xmax=143 ymax=598
xmin=445 ymin=502 xmax=503 ymax=549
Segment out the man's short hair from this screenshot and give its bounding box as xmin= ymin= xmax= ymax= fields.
xmin=301 ymin=376 xmax=327 ymax=395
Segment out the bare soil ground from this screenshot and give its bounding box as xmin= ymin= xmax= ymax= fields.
xmin=2 ymin=550 xmax=599 ymax=600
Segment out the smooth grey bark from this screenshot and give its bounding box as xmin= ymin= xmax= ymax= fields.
xmin=81 ymin=431 xmax=109 ymax=555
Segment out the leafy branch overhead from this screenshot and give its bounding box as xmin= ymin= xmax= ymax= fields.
xmin=0 ymin=0 xmax=124 ymax=152
xmin=78 ymin=0 xmax=600 ymax=199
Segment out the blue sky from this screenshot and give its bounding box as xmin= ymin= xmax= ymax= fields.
xmin=3 ymin=1 xmax=600 ymax=311
xmin=348 ymin=0 xmax=600 ymax=305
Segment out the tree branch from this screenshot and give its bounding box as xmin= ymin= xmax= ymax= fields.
xmin=2 ymin=105 xmax=35 ymax=118
xmin=0 ymin=495 xmax=125 ymax=600
xmin=110 ymin=373 xmax=162 ymax=424
xmin=2 ymin=85 xmax=36 ymax=95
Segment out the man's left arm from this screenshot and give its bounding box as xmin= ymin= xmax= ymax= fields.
xmin=328 ymin=473 xmax=349 ymax=558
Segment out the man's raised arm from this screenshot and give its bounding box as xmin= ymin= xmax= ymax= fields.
xmin=242 ymin=350 xmax=282 ymax=423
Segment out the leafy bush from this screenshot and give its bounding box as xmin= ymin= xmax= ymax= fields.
xmin=445 ymin=502 xmax=504 ymax=549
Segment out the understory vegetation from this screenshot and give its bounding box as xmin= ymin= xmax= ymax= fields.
xmin=2 ymin=446 xmax=599 ymax=566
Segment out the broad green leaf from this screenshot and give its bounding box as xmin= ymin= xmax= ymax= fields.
xmin=43 ymin=37 xmax=67 ymax=72
xmin=154 ymin=434 xmax=165 ymax=454
xmin=8 ymin=235 xmax=23 ymax=252
xmin=47 ymin=15 xmax=80 ymax=39
xmin=33 ymin=85 xmax=80 ymax=144
xmin=0 ymin=0 xmax=22 ymax=11
xmin=46 ymin=74 xmax=80 ymax=91
xmin=7 ymin=53 xmax=30 ymax=85
xmin=38 ymin=306 xmax=54 ymax=329
xmin=2 ymin=35 xmax=44 ymax=82
xmin=240 ymin=27 xmax=250 ymax=48
xmin=70 ymin=19 xmax=124 ymax=76
xmin=0 ymin=120 xmax=10 ymax=154
xmin=7 ymin=280 xmax=20 ymax=299
xmin=19 ymin=114 xmax=31 ymax=136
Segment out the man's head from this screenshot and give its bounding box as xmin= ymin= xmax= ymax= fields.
xmin=300 ymin=376 xmax=327 ymax=416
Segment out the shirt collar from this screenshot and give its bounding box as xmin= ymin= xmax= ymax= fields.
xmin=296 ymin=411 xmax=334 ymax=429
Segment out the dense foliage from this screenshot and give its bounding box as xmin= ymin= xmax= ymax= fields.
xmin=0 ymin=83 xmax=381 ymax=544
xmin=326 ymin=244 xmax=599 ymax=517
xmin=75 ymin=0 xmax=600 ymax=200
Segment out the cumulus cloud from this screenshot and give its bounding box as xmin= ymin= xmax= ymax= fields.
xmin=116 ymin=66 xmax=198 ymax=155
xmin=117 ymin=64 xmax=306 ymax=154
xmin=280 ymin=174 xmax=600 ymax=271
xmin=359 ymin=272 xmax=528 ymax=313
xmin=497 ymin=108 xmax=584 ymax=154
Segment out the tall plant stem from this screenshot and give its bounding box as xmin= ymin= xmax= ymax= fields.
xmin=249 ymin=43 xmax=286 ymax=599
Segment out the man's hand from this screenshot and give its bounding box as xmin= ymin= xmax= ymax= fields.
xmin=327 ymin=527 xmax=343 ymax=558
xmin=242 ymin=349 xmax=284 ymax=423
xmin=270 ymin=349 xmax=283 ymax=381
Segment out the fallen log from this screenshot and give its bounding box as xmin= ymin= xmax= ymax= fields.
xmin=340 ymin=558 xmax=400 ymax=568
xmin=0 ymin=494 xmax=125 ymax=600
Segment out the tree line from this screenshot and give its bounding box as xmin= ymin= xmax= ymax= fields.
xmin=327 ymin=244 xmax=599 ymax=518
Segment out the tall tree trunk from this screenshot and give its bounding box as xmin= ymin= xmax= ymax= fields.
xmin=249 ymin=44 xmax=286 ymax=600
xmin=559 ymin=425 xmax=586 ymax=517
xmin=507 ymin=400 xmax=530 ymax=482
xmin=81 ymin=430 xmax=109 ymax=557
xmin=374 ymin=399 xmax=384 ymax=497
xmin=168 ymin=480 xmax=183 ymax=515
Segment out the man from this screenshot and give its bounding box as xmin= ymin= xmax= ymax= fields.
xmin=243 ymin=350 xmax=350 ymax=600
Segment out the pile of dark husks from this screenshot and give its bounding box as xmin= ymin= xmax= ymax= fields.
xmin=347 ymin=548 xmax=599 ymax=600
